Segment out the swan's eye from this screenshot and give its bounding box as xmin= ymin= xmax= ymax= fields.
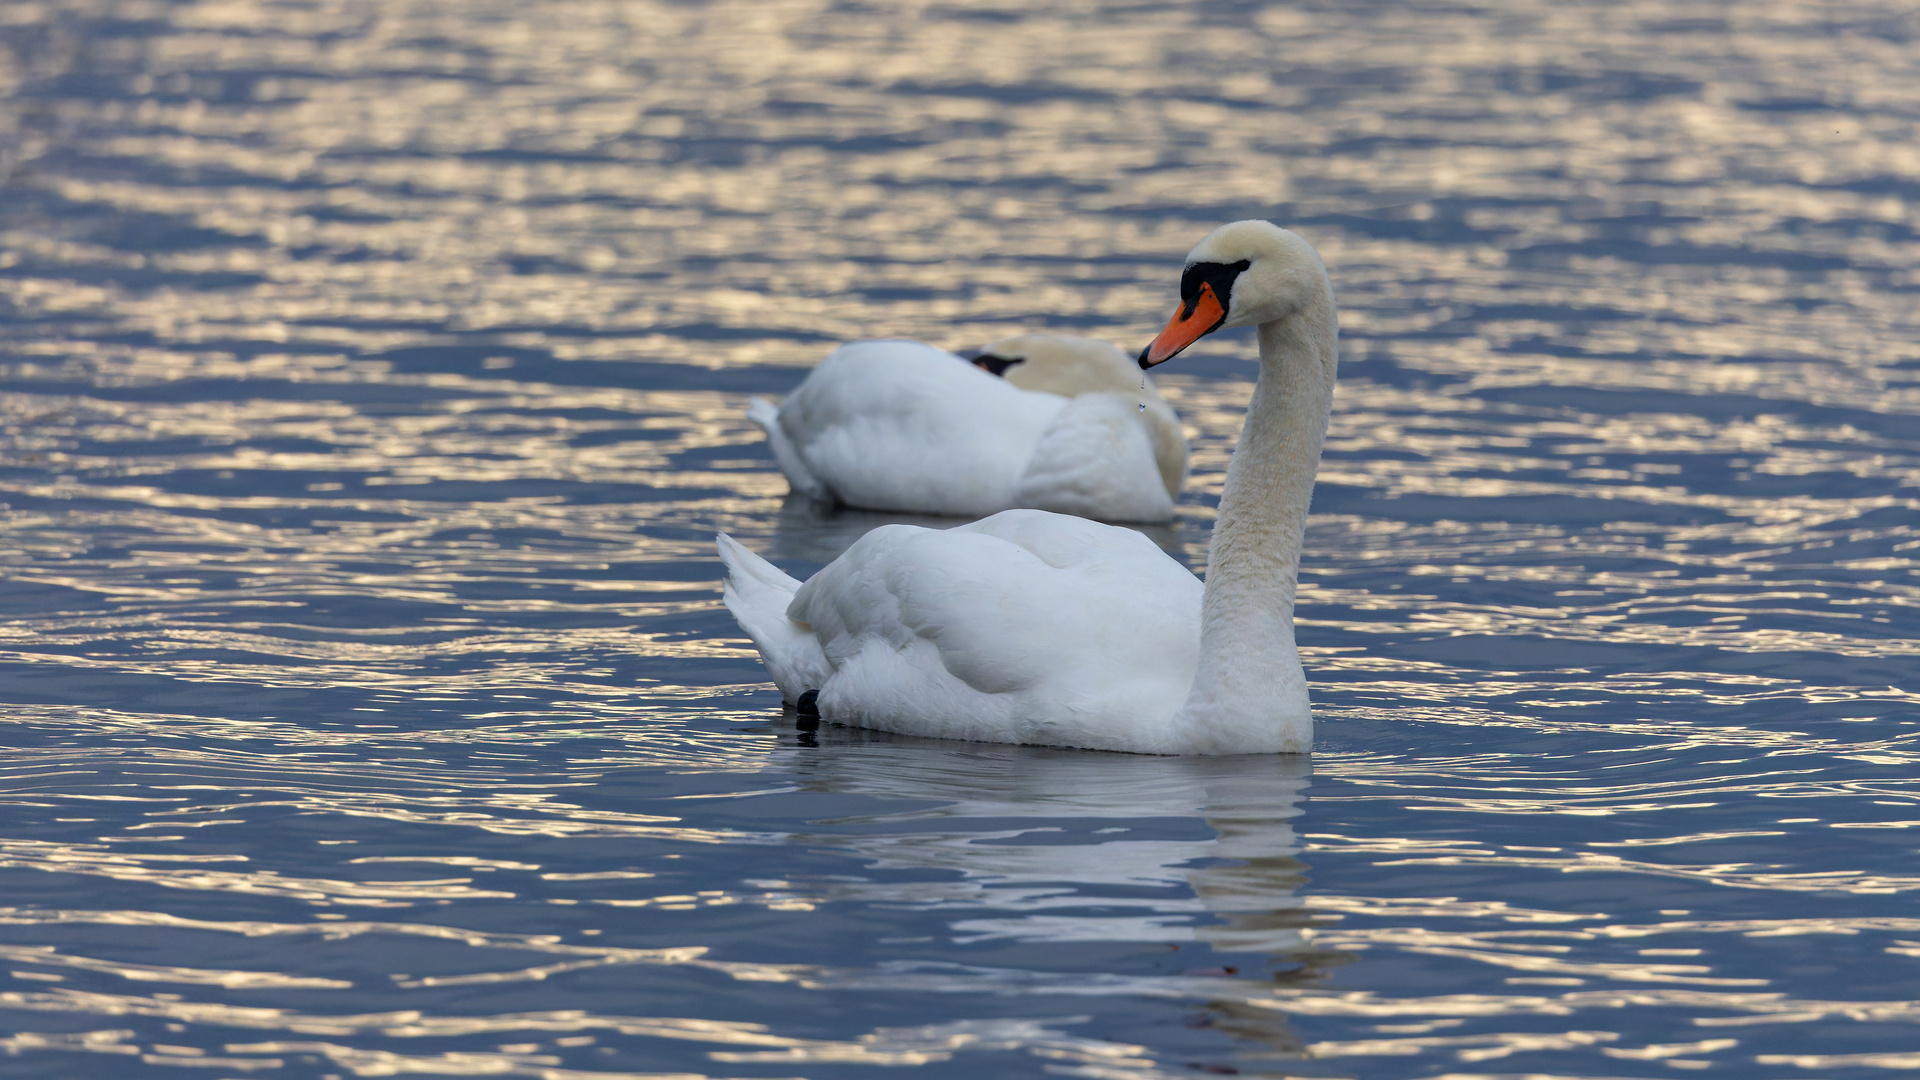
xmin=1177 ymin=259 xmax=1251 ymax=320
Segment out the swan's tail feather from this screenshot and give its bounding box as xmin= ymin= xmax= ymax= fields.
xmin=716 ymin=532 xmax=829 ymax=702
xmin=745 ymin=395 xmax=780 ymax=434
xmin=747 ymin=396 xmax=828 ymax=501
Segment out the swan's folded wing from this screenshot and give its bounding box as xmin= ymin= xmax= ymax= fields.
xmin=778 ymin=342 xmax=1063 ymax=516
xmin=1014 ymin=392 xmax=1177 ymax=523
xmin=788 ymin=512 xmax=1202 ymax=748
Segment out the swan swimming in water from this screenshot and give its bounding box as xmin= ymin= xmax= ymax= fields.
xmin=718 ymin=221 xmax=1336 ymax=755
xmin=748 ymin=333 xmax=1187 ymax=523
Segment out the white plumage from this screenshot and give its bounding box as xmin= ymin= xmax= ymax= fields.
xmin=749 ymin=334 xmax=1187 ymax=523
xmin=720 ymin=221 xmax=1339 ymax=755
xmin=721 ymin=511 xmax=1201 ymax=752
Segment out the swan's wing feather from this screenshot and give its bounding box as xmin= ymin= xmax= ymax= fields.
xmin=790 ymin=512 xmax=1203 ymax=749
xmin=778 ymin=342 xmax=1063 ymax=516
xmin=1015 ymin=393 xmax=1177 ymax=523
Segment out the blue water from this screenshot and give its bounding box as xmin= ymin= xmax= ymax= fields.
xmin=3 ymin=0 xmax=1919 ymax=1076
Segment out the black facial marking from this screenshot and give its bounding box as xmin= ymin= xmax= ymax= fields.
xmin=1177 ymin=258 xmax=1251 ymax=321
xmin=971 ymin=354 xmax=1025 ymax=378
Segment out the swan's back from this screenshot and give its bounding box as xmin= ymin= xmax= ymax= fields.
xmin=776 ymin=341 xmax=1064 ymax=517
xmin=755 ymin=337 xmax=1187 ymax=523
xmin=788 ymin=510 xmax=1204 ymax=752
xmin=987 ymin=334 xmax=1144 ymax=397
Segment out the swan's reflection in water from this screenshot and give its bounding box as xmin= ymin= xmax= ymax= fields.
xmin=768 ymin=724 xmax=1335 ymax=1057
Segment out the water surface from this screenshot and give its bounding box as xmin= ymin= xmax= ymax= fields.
xmin=3 ymin=0 xmax=1919 ymax=1076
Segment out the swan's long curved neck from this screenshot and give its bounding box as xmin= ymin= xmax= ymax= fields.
xmin=1173 ymin=295 xmax=1337 ymax=754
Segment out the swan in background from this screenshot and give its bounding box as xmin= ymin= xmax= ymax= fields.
xmin=719 ymin=221 xmax=1337 ymax=755
xmin=972 ymin=333 xmax=1189 ymax=502
xmin=747 ymin=333 xmax=1187 ymax=523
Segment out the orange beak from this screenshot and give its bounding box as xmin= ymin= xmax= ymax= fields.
xmin=1138 ymin=282 xmax=1227 ymax=368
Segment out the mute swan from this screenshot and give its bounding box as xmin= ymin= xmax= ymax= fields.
xmin=748 ymin=334 xmax=1187 ymax=523
xmin=719 ymin=221 xmax=1335 ymax=755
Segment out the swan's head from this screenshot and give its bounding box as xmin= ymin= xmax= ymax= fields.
xmin=1138 ymin=220 xmax=1331 ymax=368
xmin=970 ymin=333 xmax=1154 ymax=397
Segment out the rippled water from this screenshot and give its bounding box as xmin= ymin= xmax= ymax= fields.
xmin=3 ymin=0 xmax=1919 ymax=1076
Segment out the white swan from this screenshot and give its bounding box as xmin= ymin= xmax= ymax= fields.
xmin=718 ymin=221 xmax=1336 ymax=755
xmin=748 ymin=333 xmax=1187 ymax=523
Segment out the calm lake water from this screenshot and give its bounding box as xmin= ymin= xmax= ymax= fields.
xmin=3 ymin=0 xmax=1919 ymax=1076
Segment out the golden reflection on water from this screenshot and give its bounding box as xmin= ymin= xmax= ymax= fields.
xmin=3 ymin=0 xmax=1920 ymax=1075
xmin=11 ymin=743 xmax=1920 ymax=1073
